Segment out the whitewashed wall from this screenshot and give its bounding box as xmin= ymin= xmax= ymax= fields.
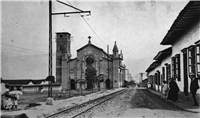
xmin=171 ymin=20 xmax=200 ymax=93
xmin=23 ymin=86 xmax=61 ymax=93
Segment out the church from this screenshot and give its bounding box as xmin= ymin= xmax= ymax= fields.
xmin=56 ymin=32 xmax=126 ymax=90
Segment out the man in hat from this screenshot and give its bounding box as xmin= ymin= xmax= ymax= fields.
xmin=189 ymin=73 xmax=199 ymax=106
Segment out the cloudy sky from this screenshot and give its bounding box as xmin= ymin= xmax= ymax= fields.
xmin=1 ymin=0 xmax=188 ymax=81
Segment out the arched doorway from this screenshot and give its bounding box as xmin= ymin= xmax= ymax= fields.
xmin=105 ymin=79 xmax=110 ymax=89
xmin=85 ymin=56 xmax=96 ymax=89
xmin=71 ymin=79 xmax=76 ymax=90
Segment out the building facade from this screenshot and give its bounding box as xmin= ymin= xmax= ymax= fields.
xmin=56 ymin=33 xmax=126 ymax=90
xmin=146 ymin=1 xmax=200 ymax=95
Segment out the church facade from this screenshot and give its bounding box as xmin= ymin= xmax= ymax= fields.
xmin=56 ymin=32 xmax=126 ymax=90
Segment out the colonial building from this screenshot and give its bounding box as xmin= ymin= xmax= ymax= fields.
xmin=146 ymin=1 xmax=200 ymax=95
xmin=56 ymin=32 xmax=126 ymax=90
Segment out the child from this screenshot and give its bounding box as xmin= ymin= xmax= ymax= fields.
xmin=162 ymin=81 xmax=168 ymax=98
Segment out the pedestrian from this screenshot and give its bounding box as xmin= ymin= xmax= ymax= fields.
xmin=162 ymin=80 xmax=168 ymax=98
xmin=167 ymin=78 xmax=179 ymax=102
xmin=147 ymin=82 xmax=151 ymax=89
xmin=39 ymin=86 xmax=44 ymax=94
xmin=9 ymin=87 xmax=23 ymax=109
xmin=0 ymin=77 xmax=6 ymax=96
xmin=190 ymin=73 xmax=199 ymax=106
xmin=0 ymin=77 xmax=6 ymax=109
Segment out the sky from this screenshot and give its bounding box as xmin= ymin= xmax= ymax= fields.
xmin=1 ymin=0 xmax=188 ymax=82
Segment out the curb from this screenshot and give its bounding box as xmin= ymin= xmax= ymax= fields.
xmin=147 ymin=89 xmax=199 ymax=113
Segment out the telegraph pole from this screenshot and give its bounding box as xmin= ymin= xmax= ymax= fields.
xmin=107 ymin=45 xmax=109 ymax=89
xmin=48 ymin=0 xmax=53 ymax=97
xmin=139 ymin=73 xmax=145 ymax=83
xmin=139 ymin=72 xmax=145 ymax=86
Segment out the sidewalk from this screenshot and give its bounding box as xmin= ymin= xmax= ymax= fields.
xmin=148 ymin=88 xmax=200 ymax=113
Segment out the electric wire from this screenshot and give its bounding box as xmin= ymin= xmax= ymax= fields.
xmin=1 ymin=43 xmax=47 ymax=54
xmin=66 ymin=0 xmax=105 ymax=45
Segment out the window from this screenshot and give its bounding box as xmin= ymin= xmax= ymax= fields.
xmin=157 ymin=70 xmax=160 ymax=85
xmin=162 ymin=67 xmax=165 ymax=81
xmin=188 ymin=45 xmax=196 ymax=76
xmin=59 ymin=57 xmax=62 ymax=65
xmin=196 ymin=43 xmax=200 ymax=76
xmin=165 ymin=63 xmax=171 ymax=83
xmin=150 ymin=75 xmax=153 ymax=85
xmin=175 ymin=54 xmax=181 ymax=81
xmin=56 ymin=68 xmax=62 ymax=76
xmin=155 ymin=73 xmax=157 ymax=84
xmin=171 ymin=57 xmax=176 ymax=79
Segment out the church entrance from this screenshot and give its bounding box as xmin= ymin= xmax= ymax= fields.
xmin=85 ymin=56 xmax=97 ymax=90
xmin=106 ymin=79 xmax=110 ymax=89
xmin=71 ymin=79 xmax=76 ymax=90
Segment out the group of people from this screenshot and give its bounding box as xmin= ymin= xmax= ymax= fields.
xmin=162 ymin=78 xmax=179 ymax=102
xmin=162 ymin=74 xmax=199 ymax=106
xmin=1 ymin=84 xmax=23 ymax=110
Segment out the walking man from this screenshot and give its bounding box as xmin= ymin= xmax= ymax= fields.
xmin=190 ymin=73 xmax=199 ymax=106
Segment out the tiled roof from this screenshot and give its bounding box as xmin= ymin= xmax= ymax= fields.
xmin=161 ymin=1 xmax=200 ymax=45
xmin=153 ymin=47 xmax=172 ymax=61
xmin=146 ymin=61 xmax=161 ymax=73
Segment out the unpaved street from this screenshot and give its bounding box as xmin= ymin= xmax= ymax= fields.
xmin=76 ymin=88 xmax=199 ymax=118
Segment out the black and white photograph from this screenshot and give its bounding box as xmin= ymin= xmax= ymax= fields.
xmin=1 ymin=0 xmax=200 ymax=117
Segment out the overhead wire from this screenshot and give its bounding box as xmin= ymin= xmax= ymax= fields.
xmin=1 ymin=43 xmax=58 ymax=56
xmin=66 ymin=0 xmax=105 ymax=45
xmin=1 ymin=43 xmax=47 ymax=54
xmin=2 ymin=1 xmax=105 ymax=56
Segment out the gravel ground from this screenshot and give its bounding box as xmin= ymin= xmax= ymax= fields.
xmin=72 ymin=88 xmax=200 ymax=118
xmin=1 ymin=88 xmax=123 ymax=118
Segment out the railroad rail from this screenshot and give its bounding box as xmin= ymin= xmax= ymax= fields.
xmin=45 ymin=89 xmax=127 ymax=118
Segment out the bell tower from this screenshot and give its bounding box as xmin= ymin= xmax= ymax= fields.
xmin=112 ymin=41 xmax=119 ymax=88
xmin=56 ymin=32 xmax=71 ymax=83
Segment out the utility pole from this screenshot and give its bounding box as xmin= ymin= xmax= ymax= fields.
xmin=81 ymin=61 xmax=83 ymax=95
xmin=139 ymin=72 xmax=145 ymax=86
xmin=68 ymin=56 xmax=71 ymax=97
xmin=139 ymin=73 xmax=145 ymax=82
xmin=48 ymin=0 xmax=53 ymax=97
xmin=48 ymin=0 xmax=90 ymax=97
xmin=107 ymin=45 xmax=109 ymax=89
xmin=99 ymin=59 xmax=102 ymax=91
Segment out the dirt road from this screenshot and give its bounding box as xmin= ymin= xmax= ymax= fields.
xmin=76 ymin=88 xmax=199 ymax=118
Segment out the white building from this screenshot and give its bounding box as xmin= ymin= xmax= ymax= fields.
xmin=146 ymin=1 xmax=200 ymax=95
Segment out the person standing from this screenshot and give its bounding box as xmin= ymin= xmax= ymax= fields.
xmin=162 ymin=81 xmax=168 ymax=98
xmin=190 ymin=73 xmax=199 ymax=106
xmin=0 ymin=78 xmax=6 ymax=109
xmin=0 ymin=78 xmax=6 ymax=96
xmin=167 ymin=78 xmax=180 ymax=102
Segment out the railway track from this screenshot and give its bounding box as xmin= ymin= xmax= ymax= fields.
xmin=44 ymin=89 xmax=127 ymax=118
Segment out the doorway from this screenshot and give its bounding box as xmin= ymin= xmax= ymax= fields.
xmin=71 ymin=79 xmax=76 ymax=90
xmin=106 ymin=79 xmax=110 ymax=89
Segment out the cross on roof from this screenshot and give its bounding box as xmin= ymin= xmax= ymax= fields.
xmin=88 ymin=36 xmax=91 ymax=44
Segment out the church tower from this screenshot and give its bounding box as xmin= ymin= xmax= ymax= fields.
xmin=56 ymin=32 xmax=71 ymax=84
xmin=112 ymin=41 xmax=119 ymax=88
